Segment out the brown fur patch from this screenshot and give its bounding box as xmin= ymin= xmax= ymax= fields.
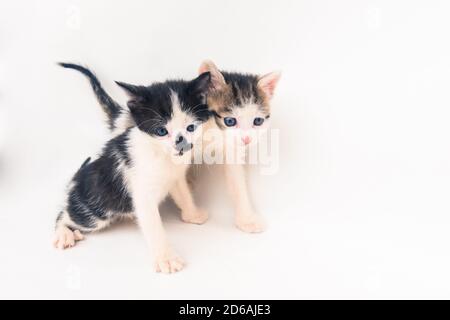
xmin=207 ymin=84 xmax=235 ymax=114
xmin=207 ymin=71 xmax=271 ymax=116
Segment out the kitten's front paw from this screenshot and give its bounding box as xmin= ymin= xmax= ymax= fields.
xmin=154 ymin=251 xmax=185 ymax=274
xmin=53 ymin=227 xmax=84 ymax=250
xmin=181 ymin=208 xmax=208 ymax=225
xmin=235 ymin=214 xmax=266 ymax=233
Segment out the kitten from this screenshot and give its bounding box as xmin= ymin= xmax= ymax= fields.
xmin=198 ymin=60 xmax=281 ymax=233
xmin=58 ymin=61 xmax=281 ymax=234
xmin=54 ymin=70 xmax=211 ymax=273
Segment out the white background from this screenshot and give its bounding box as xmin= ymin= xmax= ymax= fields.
xmin=1 ymin=0 xmax=450 ymax=299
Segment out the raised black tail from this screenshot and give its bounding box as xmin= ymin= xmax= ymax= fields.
xmin=58 ymin=63 xmax=122 ymax=128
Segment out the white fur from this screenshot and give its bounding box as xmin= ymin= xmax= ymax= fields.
xmin=111 ymin=112 xmax=134 ymax=136
xmin=124 ymin=127 xmax=189 ymax=273
xmin=222 ymin=103 xmax=270 ymax=147
xmin=53 ymin=211 xmax=85 ymax=249
xmin=53 ymin=226 xmax=84 ymax=249
xmin=170 ymin=176 xmax=208 ymax=224
xmin=121 ymin=96 xmax=206 ymax=273
xmin=220 ymin=104 xmax=269 ymax=232
xmin=201 ymin=118 xmax=267 ymax=233
xmin=224 ymin=162 xmax=266 ymax=233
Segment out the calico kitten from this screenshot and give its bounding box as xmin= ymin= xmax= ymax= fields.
xmin=54 ymin=69 xmax=211 ymax=273
xmin=198 ymin=60 xmax=281 ymax=233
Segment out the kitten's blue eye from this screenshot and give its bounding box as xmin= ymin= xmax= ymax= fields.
xmin=224 ymin=117 xmax=237 ymax=127
xmin=155 ymin=127 xmax=168 ymax=136
xmin=253 ymin=117 xmax=265 ymax=126
xmin=186 ymin=124 xmax=197 ymax=132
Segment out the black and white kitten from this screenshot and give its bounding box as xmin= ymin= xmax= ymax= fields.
xmin=54 ymin=68 xmax=211 ymax=273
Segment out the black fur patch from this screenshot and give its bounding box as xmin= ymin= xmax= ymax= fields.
xmin=116 ymin=73 xmax=212 ymax=137
xmin=65 ymin=131 xmax=133 ymax=230
xmin=221 ymin=72 xmax=265 ymax=106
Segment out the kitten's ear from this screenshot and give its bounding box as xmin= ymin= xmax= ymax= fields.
xmin=115 ymin=81 xmax=146 ymax=111
xmin=198 ymin=60 xmax=226 ymax=91
xmin=188 ymin=72 xmax=211 ymax=100
xmin=257 ymin=71 xmax=281 ymax=100
xmin=115 ymin=81 xmax=144 ymax=97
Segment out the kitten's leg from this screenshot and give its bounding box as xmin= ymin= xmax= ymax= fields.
xmin=53 ymin=211 xmax=86 ymax=250
xmin=170 ymin=175 xmax=208 ymax=225
xmin=53 ymin=208 xmax=114 ymax=249
xmin=134 ymin=190 xmax=184 ymax=273
xmin=224 ymin=164 xmax=266 ymax=233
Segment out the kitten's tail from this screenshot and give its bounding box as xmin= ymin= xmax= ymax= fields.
xmin=58 ymin=62 xmax=122 ymax=128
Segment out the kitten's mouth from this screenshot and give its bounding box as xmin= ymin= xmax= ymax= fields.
xmin=174 ymin=143 xmax=193 ymax=156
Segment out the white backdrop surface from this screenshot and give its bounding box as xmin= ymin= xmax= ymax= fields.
xmin=1 ymin=0 xmax=450 ymax=299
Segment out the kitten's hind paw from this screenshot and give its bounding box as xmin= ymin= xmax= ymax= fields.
xmin=53 ymin=227 xmax=84 ymax=250
xmin=235 ymin=214 xmax=266 ymax=233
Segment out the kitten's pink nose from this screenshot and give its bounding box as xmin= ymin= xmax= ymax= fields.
xmin=242 ymin=136 xmax=251 ymax=145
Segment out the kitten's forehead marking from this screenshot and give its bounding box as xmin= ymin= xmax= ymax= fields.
xmin=170 ymin=89 xmax=181 ymax=113
xmin=208 ymin=75 xmax=269 ymax=114
xmin=231 ymin=103 xmax=260 ymax=118
xmin=168 ymin=89 xmax=192 ymax=131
